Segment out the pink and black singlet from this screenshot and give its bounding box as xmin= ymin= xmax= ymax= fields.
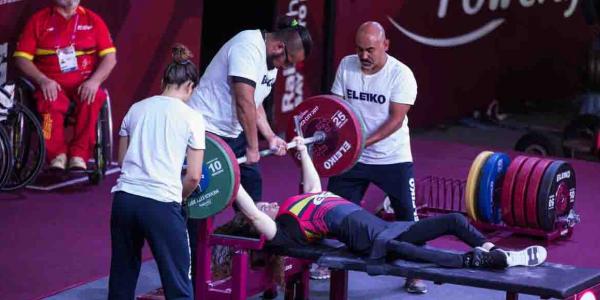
xmin=270 ymin=191 xmax=401 ymax=255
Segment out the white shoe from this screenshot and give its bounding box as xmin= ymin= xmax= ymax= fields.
xmin=309 ymin=265 xmax=330 ymax=280
xmin=68 ymin=156 xmax=87 ymax=170
xmin=404 ymin=278 xmax=428 ymax=294
xmin=500 ymin=246 xmax=547 ymax=267
xmin=50 ymin=153 xmax=67 ymax=170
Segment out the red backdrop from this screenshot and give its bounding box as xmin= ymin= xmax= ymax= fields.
xmin=1 ymin=1 xmax=595 ymax=134
xmin=328 ymin=0 xmax=592 ymax=127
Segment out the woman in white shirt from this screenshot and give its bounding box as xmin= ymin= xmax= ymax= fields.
xmin=108 ymin=44 xmax=205 ymax=300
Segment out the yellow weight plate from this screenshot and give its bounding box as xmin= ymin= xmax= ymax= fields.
xmin=465 ymin=151 xmax=493 ymax=221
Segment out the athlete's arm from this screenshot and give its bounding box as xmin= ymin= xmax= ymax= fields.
xmin=294 ymin=137 xmax=322 ymax=193
xmin=365 ymin=102 xmax=411 ymax=147
xmin=235 ymin=185 xmax=278 ymax=239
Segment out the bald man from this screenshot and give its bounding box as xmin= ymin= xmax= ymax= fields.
xmin=327 ymin=21 xmax=424 ymax=293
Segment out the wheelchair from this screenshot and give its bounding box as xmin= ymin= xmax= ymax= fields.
xmin=0 ymin=87 xmax=12 ymax=187
xmin=0 ymin=82 xmax=45 ymax=190
xmin=1 ymin=77 xmax=114 ymax=189
xmin=0 ymin=125 xmax=13 ymax=187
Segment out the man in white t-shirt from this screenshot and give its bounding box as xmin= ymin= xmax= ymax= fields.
xmin=188 ymin=17 xmax=312 ymax=202
xmin=327 ymin=21 xmax=425 ymax=293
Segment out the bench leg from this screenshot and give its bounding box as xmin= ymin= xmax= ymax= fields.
xmin=194 ymin=218 xmax=212 ymax=299
xmin=263 ymin=286 xmax=278 ymax=299
xmin=295 ymin=267 xmax=310 ymax=300
xmin=232 ymin=250 xmax=249 ymax=300
xmin=330 ymin=269 xmax=348 ymax=300
xmin=284 ymin=281 xmax=295 ymax=300
xmin=506 ymin=292 xmax=519 ymax=300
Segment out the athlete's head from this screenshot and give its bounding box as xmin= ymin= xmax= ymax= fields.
xmin=266 ymin=16 xmax=313 ymax=69
xmin=161 ymin=43 xmax=200 ymax=100
xmin=54 ymin=0 xmax=80 ymax=10
xmin=212 ymin=213 xmax=285 ymax=287
xmin=355 ymin=21 xmax=389 ymax=74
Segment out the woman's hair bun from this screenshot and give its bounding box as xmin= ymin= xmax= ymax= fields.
xmin=172 ymin=43 xmax=193 ymax=63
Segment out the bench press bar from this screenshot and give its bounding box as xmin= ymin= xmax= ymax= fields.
xmin=237 ymin=133 xmax=325 ymax=164
xmin=236 ymin=114 xmax=325 ymax=164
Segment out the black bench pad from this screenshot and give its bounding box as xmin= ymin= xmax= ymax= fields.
xmin=267 ymin=242 xmax=600 ymax=299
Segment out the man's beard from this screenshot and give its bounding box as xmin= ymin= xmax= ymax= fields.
xmin=266 ymin=52 xmax=285 ymax=70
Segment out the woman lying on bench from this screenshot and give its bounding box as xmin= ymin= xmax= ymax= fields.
xmin=232 ymin=137 xmax=547 ymax=270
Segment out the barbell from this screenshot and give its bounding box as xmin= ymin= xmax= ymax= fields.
xmin=186 ymin=95 xmax=366 ymax=219
xmin=236 ymin=132 xmax=326 ymax=164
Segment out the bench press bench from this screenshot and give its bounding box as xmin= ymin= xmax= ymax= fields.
xmin=267 ymin=240 xmax=600 ymax=300
xmin=139 ymin=220 xmax=600 ymax=300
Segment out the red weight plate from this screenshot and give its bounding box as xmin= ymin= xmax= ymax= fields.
xmin=513 ymin=157 xmax=541 ymax=227
xmin=286 ymin=95 xmax=365 ymax=177
xmin=186 ymin=133 xmax=241 ymax=219
xmin=336 ymin=98 xmax=367 ymax=166
xmin=525 ymin=159 xmax=552 ymax=228
xmin=501 ymin=156 xmax=528 ymax=226
xmin=206 ymin=132 xmax=241 ymax=209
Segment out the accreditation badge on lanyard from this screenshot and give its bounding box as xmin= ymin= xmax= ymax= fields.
xmin=57 ymin=45 xmax=78 ymax=73
xmin=56 ymin=14 xmax=80 ymax=73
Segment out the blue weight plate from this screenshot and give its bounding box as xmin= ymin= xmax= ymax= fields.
xmin=478 ymin=152 xmax=510 ymax=223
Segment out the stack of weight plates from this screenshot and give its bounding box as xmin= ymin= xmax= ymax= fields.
xmin=465 ymin=152 xmax=576 ymax=231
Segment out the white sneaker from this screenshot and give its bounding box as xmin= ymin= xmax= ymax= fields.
xmin=309 ymin=264 xmax=330 ymax=280
xmin=68 ymin=156 xmax=87 ymax=170
xmin=404 ymin=278 xmax=428 ymax=294
xmin=50 ymin=153 xmax=67 ymax=170
xmin=500 ymin=246 xmax=547 ymax=267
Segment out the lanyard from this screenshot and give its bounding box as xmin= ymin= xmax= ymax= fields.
xmin=53 ymin=10 xmax=80 ymax=49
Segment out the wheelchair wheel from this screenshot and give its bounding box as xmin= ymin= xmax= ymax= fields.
xmin=0 ymin=102 xmax=45 ymax=191
xmin=88 ymin=98 xmax=113 ymax=185
xmin=88 ymin=134 xmax=104 ymax=185
xmin=0 ymin=126 xmax=13 ymax=188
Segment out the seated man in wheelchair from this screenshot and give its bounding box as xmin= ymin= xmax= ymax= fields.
xmin=223 ymin=137 xmax=548 ymax=278
xmin=13 ymin=0 xmax=116 ymax=170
